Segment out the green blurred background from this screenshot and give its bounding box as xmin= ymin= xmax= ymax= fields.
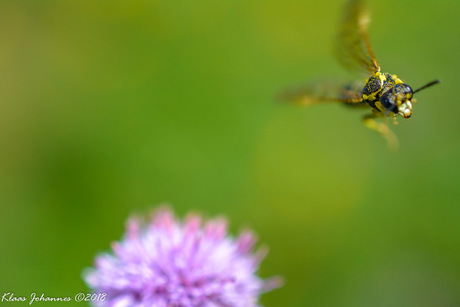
xmin=1 ymin=0 xmax=459 ymax=306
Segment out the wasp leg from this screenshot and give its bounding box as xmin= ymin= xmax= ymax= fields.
xmin=363 ymin=113 xmax=399 ymax=151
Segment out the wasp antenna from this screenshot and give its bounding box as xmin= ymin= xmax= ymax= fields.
xmin=413 ymin=79 xmax=441 ymax=94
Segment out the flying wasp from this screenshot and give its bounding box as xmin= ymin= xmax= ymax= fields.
xmin=280 ymin=0 xmax=440 ymax=150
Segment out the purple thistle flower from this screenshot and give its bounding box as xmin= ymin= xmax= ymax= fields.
xmin=84 ymin=207 xmax=282 ymax=307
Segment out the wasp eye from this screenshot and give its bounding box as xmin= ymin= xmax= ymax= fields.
xmin=393 ymin=83 xmax=413 ymax=99
xmin=380 ymin=91 xmax=398 ymax=113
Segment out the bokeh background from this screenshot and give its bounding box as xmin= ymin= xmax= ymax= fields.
xmin=1 ymin=0 xmax=459 ymax=306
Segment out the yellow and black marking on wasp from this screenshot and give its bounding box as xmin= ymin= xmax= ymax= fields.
xmin=280 ymin=0 xmax=440 ymax=150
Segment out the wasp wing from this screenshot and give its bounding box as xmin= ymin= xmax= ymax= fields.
xmin=336 ymin=0 xmax=380 ymax=75
xmin=279 ymin=79 xmax=364 ymax=106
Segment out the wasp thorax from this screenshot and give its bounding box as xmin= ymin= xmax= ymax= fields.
xmin=380 ymin=83 xmax=413 ymax=118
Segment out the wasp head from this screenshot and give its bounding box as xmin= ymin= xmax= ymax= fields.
xmin=380 ymin=83 xmax=413 ymax=118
